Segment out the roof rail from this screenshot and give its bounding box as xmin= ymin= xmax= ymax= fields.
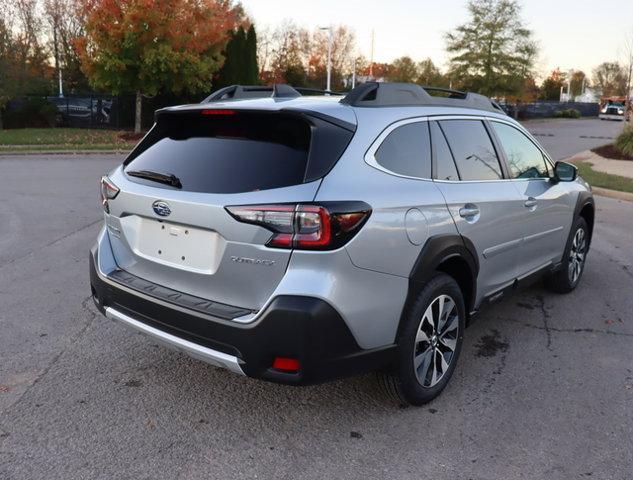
xmin=202 ymin=84 xmax=300 ymax=103
xmin=294 ymin=87 xmax=345 ymax=96
xmin=203 ymin=85 xmax=270 ymax=103
xmin=202 ymin=84 xmax=343 ymax=103
xmin=339 ymin=82 xmax=504 ymax=114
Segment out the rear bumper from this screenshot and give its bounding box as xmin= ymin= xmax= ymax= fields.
xmin=89 ymin=250 xmax=395 ymax=385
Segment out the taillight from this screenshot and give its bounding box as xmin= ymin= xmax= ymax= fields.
xmin=226 ymin=202 xmax=371 ymax=250
xmin=100 ymin=175 xmax=119 ymax=213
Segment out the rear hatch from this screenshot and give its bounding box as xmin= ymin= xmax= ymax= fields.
xmin=105 ymin=107 xmax=354 ymax=313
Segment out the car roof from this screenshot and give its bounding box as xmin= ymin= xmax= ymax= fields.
xmin=159 ymin=92 xmax=514 ymax=131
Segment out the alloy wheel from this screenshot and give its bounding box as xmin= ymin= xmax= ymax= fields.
xmin=568 ymin=227 xmax=587 ymax=284
xmin=413 ymin=294 xmax=459 ymax=387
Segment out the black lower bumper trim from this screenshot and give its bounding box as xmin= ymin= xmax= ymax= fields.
xmin=107 ymin=269 xmax=252 ymax=320
xmin=90 ymin=252 xmax=396 ymax=385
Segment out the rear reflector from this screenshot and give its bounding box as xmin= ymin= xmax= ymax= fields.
xmin=272 ymin=357 xmax=300 ymax=372
xmin=226 ymin=202 xmax=371 ymax=251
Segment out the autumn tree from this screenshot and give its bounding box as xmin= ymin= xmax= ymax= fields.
xmin=620 ymin=30 xmax=633 ymax=116
xmin=388 ymin=56 xmax=418 ymax=83
xmin=445 ymin=0 xmax=537 ymax=96
xmin=258 ymin=22 xmax=356 ymax=90
xmin=592 ymin=62 xmax=627 ymax=96
xmin=0 ymin=16 xmax=18 ymax=128
xmin=44 ymin=0 xmax=90 ymax=93
xmin=539 ymin=68 xmax=566 ymax=101
xmin=359 ymin=61 xmax=390 ymax=80
xmin=76 ymin=0 xmax=241 ymax=132
xmin=308 ymin=25 xmax=355 ymax=89
xmin=0 ymin=0 xmax=53 ymax=127
xmin=569 ymin=71 xmax=588 ymax=98
xmin=417 ymin=58 xmax=445 ymax=87
xmin=258 ymin=21 xmax=306 ymax=84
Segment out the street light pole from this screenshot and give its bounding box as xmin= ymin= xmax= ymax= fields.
xmin=352 ymin=57 xmax=356 ymax=89
xmin=320 ymin=26 xmax=332 ymax=91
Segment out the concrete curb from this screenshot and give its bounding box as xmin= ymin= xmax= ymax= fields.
xmin=592 ymin=187 xmax=633 ymax=202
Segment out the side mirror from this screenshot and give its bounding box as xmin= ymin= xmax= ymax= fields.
xmin=554 ymin=161 xmax=577 ymax=182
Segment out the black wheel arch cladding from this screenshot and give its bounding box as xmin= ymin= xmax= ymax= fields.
xmin=574 ymin=191 xmax=595 ymax=249
xmin=405 ymin=234 xmax=479 ymax=319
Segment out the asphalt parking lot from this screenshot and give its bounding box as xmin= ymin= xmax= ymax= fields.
xmin=522 ymin=117 xmax=623 ymax=160
xmin=1 ymin=121 xmax=632 ymax=479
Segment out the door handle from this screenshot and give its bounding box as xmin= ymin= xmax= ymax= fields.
xmin=524 ymin=197 xmax=538 ymax=209
xmin=459 ymin=204 xmax=480 ymax=218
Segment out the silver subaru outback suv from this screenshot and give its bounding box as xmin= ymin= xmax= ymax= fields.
xmin=90 ymin=82 xmax=594 ymax=405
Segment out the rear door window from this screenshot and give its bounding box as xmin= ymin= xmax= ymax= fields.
xmin=374 ymin=121 xmax=432 ymax=178
xmin=124 ymin=112 xmax=351 ymax=194
xmin=439 ymin=120 xmax=503 ymax=181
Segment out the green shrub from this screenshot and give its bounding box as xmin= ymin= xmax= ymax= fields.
xmin=553 ymin=108 xmax=581 ymax=119
xmin=615 ymin=125 xmax=633 ymax=157
xmin=3 ymin=98 xmax=58 ymax=129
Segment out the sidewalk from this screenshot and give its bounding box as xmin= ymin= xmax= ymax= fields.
xmin=567 ymin=150 xmax=633 ymax=179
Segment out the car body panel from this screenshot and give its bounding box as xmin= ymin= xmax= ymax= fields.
xmin=105 ymin=166 xmax=322 ymax=310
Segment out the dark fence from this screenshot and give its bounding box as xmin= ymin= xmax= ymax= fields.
xmin=3 ymin=92 xmax=206 ymax=130
xmin=3 ymin=95 xmax=603 ymax=129
xmin=500 ymin=101 xmax=600 ymax=119
xmin=47 ymin=94 xmax=131 ymax=129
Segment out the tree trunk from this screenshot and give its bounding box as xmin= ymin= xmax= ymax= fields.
xmin=134 ymin=91 xmax=142 ymax=134
xmin=0 ymin=109 xmax=3 ymax=130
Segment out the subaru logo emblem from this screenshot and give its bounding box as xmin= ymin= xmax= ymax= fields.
xmin=152 ymin=200 xmax=171 ymax=217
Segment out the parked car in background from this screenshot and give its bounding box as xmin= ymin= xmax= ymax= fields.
xmin=599 ymin=96 xmax=630 ymax=121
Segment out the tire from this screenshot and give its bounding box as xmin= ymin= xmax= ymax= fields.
xmin=545 ymin=216 xmax=589 ymax=294
xmin=378 ymin=273 xmax=465 ymax=406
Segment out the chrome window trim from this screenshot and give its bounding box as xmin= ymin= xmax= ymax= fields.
xmin=365 ymin=113 xmax=558 ymax=184
xmin=364 ymin=116 xmax=433 ymax=181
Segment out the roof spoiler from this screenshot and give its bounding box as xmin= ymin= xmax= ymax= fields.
xmin=202 ymin=84 xmax=344 ymax=103
xmin=339 ymin=82 xmax=505 ymax=113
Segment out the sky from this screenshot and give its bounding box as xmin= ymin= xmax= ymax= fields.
xmin=240 ymin=0 xmax=633 ymax=79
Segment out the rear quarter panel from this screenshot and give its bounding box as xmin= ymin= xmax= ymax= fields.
xmin=316 ymin=112 xmax=459 ymax=277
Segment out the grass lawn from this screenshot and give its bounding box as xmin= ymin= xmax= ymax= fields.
xmin=576 ymin=162 xmax=633 ymax=194
xmin=0 ymin=128 xmax=138 ymax=151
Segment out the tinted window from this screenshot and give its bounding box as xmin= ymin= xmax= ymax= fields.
xmin=439 ymin=120 xmax=503 ymax=181
xmin=124 ymin=113 xmax=313 ymax=194
xmin=375 ymin=122 xmax=431 ymax=178
xmin=430 ymin=122 xmax=459 ymax=181
xmin=492 ymin=122 xmax=549 ymax=179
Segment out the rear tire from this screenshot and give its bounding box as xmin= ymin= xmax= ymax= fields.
xmin=545 ymin=217 xmax=589 ymax=293
xmin=379 ymin=273 xmax=465 ymax=406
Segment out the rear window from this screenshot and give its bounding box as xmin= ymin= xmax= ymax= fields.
xmin=124 ymin=111 xmax=352 ymax=193
xmin=375 ymin=122 xmax=431 ymax=178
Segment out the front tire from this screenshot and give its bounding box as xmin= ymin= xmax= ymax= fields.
xmin=545 ymin=217 xmax=589 ymax=293
xmin=379 ymin=273 xmax=465 ymax=406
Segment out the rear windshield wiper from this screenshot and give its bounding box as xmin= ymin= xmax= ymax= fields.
xmin=126 ymin=169 xmax=182 ymax=189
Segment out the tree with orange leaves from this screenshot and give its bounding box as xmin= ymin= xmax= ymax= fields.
xmin=76 ymin=0 xmax=242 ymax=132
